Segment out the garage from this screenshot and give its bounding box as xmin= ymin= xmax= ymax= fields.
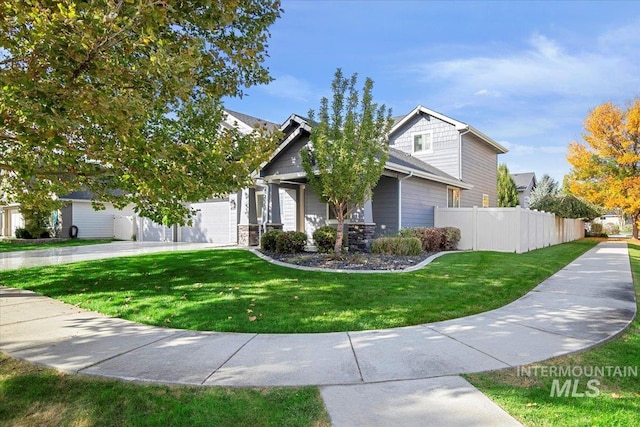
xmin=179 ymin=197 xmax=238 ymax=245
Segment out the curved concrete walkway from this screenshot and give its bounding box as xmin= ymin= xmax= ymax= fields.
xmin=0 ymin=241 xmax=635 ymax=426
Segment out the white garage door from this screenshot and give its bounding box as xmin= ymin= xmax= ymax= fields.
xmin=181 ymin=199 xmax=236 ymax=244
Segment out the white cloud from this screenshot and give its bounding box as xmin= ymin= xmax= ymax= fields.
xmin=260 ymin=74 xmax=314 ymax=102
xmin=409 ymin=31 xmax=639 ymax=102
xmin=500 ymin=140 xmax=567 ymax=156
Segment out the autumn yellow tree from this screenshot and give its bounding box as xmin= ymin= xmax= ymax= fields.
xmin=567 ymin=99 xmax=640 ymax=239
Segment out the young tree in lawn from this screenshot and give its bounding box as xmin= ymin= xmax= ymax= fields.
xmin=302 ymin=69 xmax=393 ymax=254
xmin=497 ymin=164 xmax=519 ymax=207
xmin=0 ymin=0 xmax=282 ymax=226
xmin=567 ymin=99 xmax=640 ymax=239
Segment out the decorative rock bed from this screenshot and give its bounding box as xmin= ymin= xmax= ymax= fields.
xmin=264 ymin=251 xmax=438 ymax=271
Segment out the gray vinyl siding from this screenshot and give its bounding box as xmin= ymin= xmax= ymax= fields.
xmin=372 ymin=175 xmax=399 ymax=236
xmin=461 ymin=134 xmax=499 ymax=207
xmin=401 ymin=177 xmax=448 ymax=229
xmin=389 ymin=114 xmax=461 ymax=179
xmin=261 ymin=135 xmax=308 ymax=177
xmin=304 ymin=186 xmax=327 ymax=241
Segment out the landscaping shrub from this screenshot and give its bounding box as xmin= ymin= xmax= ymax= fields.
xmin=313 ymin=225 xmax=337 ymax=253
xmin=260 ymin=229 xmax=283 ymax=252
xmin=407 ymin=227 xmax=444 ymax=252
xmin=603 ymin=223 xmax=620 ymax=235
xmin=14 ymin=228 xmax=33 ymax=239
xmin=442 ymin=227 xmax=461 ymax=251
xmin=371 ymin=237 xmax=422 ymax=256
xmin=590 ymin=223 xmax=603 ymax=234
xmin=275 ymin=231 xmax=308 ymax=254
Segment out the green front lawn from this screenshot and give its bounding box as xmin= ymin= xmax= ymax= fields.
xmin=0 ymin=354 xmax=329 ymax=427
xmin=0 ymin=239 xmax=113 ymax=253
xmin=465 ymin=241 xmax=640 ymax=426
xmin=0 ymin=240 xmax=597 ymax=333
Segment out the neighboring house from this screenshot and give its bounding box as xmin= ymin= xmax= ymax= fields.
xmin=511 ymin=172 xmax=537 ymax=209
xmin=0 ymin=203 xmax=23 ymax=238
xmin=593 ymin=210 xmax=626 ymax=233
xmin=389 ymin=106 xmax=508 ymax=209
xmin=1 ymin=109 xmax=277 ymax=243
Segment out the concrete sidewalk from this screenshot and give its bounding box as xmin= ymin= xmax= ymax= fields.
xmin=0 ymin=241 xmax=635 ymax=426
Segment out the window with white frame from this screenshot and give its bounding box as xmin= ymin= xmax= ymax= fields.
xmin=413 ymin=131 xmax=433 ymax=154
xmin=447 ymin=188 xmax=460 ymax=208
xmin=256 ymin=192 xmax=264 ymax=222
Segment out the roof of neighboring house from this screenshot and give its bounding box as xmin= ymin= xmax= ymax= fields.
xmin=391 ymin=105 xmax=508 ymax=154
xmin=224 ymin=109 xmax=279 ymax=132
xmin=510 ymin=172 xmax=537 ymax=191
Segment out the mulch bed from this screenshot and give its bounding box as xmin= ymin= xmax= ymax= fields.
xmin=264 ymin=251 xmax=438 ymax=271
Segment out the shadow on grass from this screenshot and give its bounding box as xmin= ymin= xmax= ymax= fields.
xmin=0 ymin=241 xmax=599 ymax=333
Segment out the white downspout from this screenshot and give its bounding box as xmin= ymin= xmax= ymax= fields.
xmin=398 ymin=171 xmax=414 ymax=231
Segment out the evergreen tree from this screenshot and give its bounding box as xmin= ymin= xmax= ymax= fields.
xmin=497 ymin=164 xmax=519 ymax=207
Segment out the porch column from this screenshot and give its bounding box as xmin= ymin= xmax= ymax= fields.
xmin=266 ymin=183 xmax=283 ymax=231
xmin=237 ymin=187 xmax=259 ymax=246
xmin=347 ymin=197 xmax=376 ymax=252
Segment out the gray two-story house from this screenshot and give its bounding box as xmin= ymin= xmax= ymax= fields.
xmin=236 ymin=105 xmax=507 ymax=248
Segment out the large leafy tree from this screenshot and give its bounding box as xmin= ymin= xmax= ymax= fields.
xmin=497 ymin=164 xmax=519 ymax=207
xmin=567 ymin=99 xmax=640 ymax=239
xmin=302 ymin=69 xmax=393 ymax=253
xmin=0 ymin=0 xmax=282 ymax=225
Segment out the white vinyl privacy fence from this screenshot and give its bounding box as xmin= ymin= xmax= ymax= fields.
xmin=435 ymin=206 xmax=584 ymax=253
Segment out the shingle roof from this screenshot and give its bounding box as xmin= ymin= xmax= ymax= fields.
xmin=387 ymin=147 xmax=460 ymax=182
xmin=510 ymin=172 xmax=536 ymax=191
xmin=225 ymin=109 xmax=279 ymax=131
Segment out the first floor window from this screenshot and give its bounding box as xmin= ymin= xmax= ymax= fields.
xmin=448 ymin=188 xmax=460 ymax=208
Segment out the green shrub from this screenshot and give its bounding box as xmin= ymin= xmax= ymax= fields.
xmin=590 ymin=223 xmax=603 ymax=233
xmin=371 ymin=237 xmax=422 ymax=256
xmin=313 ymin=226 xmax=337 ymax=253
xmin=14 ymin=228 xmax=33 ymax=239
xmin=260 ymin=229 xmax=284 ymax=252
xmin=275 ymin=231 xmax=308 ymax=254
xmin=397 ymin=228 xmax=415 ymax=239
xmin=442 ymin=227 xmax=461 ymax=251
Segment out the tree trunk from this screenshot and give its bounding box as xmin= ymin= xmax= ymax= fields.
xmin=633 ymin=214 xmax=639 ymax=240
xmin=335 ymin=219 xmax=344 ymax=254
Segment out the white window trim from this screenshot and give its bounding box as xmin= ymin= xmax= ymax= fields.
xmin=412 ymin=131 xmax=434 ymax=154
xmin=447 ymin=187 xmax=460 ymax=208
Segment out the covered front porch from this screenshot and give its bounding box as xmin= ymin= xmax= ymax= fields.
xmin=236 ymin=177 xmax=376 ymax=251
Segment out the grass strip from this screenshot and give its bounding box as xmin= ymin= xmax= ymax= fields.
xmin=0 ymin=240 xmax=597 ymax=333
xmin=465 ymin=241 xmax=640 ymax=426
xmin=0 ymin=354 xmax=329 ymax=427
xmin=0 ymin=239 xmax=113 ymax=253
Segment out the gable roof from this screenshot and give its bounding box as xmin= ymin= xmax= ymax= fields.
xmin=510 ymin=172 xmax=537 ymax=191
xmin=224 ymin=109 xmax=279 ymax=133
xmin=391 ymin=105 xmax=508 ymax=154
xmin=260 ymin=114 xmax=472 ymax=189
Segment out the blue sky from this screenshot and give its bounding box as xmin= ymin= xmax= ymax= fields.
xmin=223 ymin=0 xmax=640 ymax=182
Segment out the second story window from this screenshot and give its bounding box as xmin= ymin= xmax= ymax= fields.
xmin=413 ymin=131 xmax=433 ymax=154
